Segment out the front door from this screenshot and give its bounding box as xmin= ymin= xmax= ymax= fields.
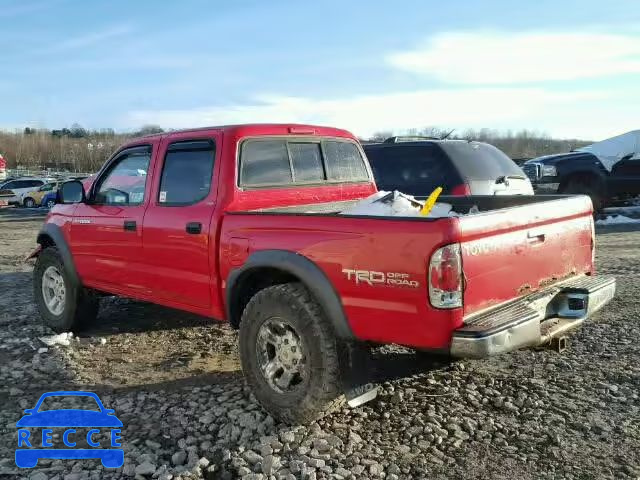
xmin=141 ymin=134 xmax=218 ymax=309
xmin=70 ymin=144 xmax=155 ymax=292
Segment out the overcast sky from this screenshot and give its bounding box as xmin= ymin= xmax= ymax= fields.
xmin=2 ymin=0 xmax=639 ymax=140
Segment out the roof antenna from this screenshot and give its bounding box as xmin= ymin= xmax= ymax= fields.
xmin=440 ymin=129 xmax=455 ymax=140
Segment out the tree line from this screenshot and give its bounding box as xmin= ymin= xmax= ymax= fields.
xmin=0 ymin=124 xmax=592 ymax=173
xmin=0 ymin=125 xmax=164 ymax=173
xmin=365 ymin=127 xmax=592 ymax=161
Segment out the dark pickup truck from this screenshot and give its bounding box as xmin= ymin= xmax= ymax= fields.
xmin=523 ymin=130 xmax=640 ymax=210
xmin=29 ymin=123 xmax=616 ymax=423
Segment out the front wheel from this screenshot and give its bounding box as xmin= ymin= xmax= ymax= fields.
xmin=239 ymin=283 xmax=344 ymax=424
xmin=23 ymin=197 xmax=35 ymax=208
xmin=46 ymin=199 xmax=56 ymax=209
xmin=34 ymin=247 xmax=99 ymax=332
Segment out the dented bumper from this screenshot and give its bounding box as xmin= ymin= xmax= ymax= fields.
xmin=450 ymin=275 xmax=616 ymax=358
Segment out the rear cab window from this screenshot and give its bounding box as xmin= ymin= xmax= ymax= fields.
xmin=365 ymin=144 xmax=463 ymax=196
xmin=239 ymin=137 xmax=369 ymax=188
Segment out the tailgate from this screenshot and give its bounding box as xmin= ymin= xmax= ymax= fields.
xmin=457 ymin=195 xmax=594 ymax=317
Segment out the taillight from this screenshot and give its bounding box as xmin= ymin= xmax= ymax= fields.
xmin=450 ymin=184 xmax=471 ymax=196
xmin=429 ymin=243 xmax=463 ymax=309
xmin=590 ymin=215 xmax=596 ymax=270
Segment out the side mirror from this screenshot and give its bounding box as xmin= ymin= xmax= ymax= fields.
xmin=58 ymin=180 xmax=86 ymax=204
xmin=105 ymin=409 xmax=115 ymax=415
xmin=23 ymin=408 xmax=35 ymax=414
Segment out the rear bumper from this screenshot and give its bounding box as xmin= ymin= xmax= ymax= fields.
xmin=450 ymin=275 xmax=616 ymax=358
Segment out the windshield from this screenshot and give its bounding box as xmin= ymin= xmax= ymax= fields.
xmin=37 ymin=395 xmax=101 ymax=412
xmin=439 ymin=142 xmax=525 ymax=180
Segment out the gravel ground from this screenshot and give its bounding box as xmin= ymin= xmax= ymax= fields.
xmin=0 ymin=207 xmax=638 ymax=480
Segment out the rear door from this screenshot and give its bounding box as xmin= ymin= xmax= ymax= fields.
xmin=70 ymin=145 xmax=154 ymax=290
xmin=141 ymin=134 xmax=218 ymax=309
xmin=456 ymin=196 xmax=594 ymax=317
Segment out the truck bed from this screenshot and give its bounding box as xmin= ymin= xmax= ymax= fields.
xmin=243 ymin=194 xmax=580 ymax=216
xmin=223 ymin=194 xmax=594 ymax=349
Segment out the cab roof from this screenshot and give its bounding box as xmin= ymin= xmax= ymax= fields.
xmin=139 ymin=123 xmax=354 ymax=141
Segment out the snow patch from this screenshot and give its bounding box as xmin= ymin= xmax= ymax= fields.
xmin=39 ymin=332 xmax=73 ymax=347
xmin=576 ymin=130 xmax=640 ymax=172
xmin=340 ymin=191 xmax=462 ymax=218
xmin=596 ymin=215 xmax=640 ymax=225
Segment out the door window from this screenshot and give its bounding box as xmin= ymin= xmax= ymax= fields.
xmin=93 ymin=147 xmax=151 ymax=206
xmin=158 ymin=140 xmax=216 ymax=205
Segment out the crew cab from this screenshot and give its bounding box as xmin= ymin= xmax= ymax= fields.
xmin=30 ymin=124 xmax=615 ymax=423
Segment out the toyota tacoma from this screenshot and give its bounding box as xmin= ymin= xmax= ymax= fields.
xmin=29 ymin=123 xmax=616 ymax=423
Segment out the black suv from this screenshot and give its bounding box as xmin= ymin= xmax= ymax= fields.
xmin=363 ymin=137 xmax=533 ymax=197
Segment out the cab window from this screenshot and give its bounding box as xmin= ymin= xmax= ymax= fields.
xmin=158 ymin=140 xmax=215 ymax=205
xmin=93 ymin=147 xmax=151 ymax=206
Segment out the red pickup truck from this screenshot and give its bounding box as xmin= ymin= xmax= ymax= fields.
xmin=31 ymin=124 xmax=615 ymax=423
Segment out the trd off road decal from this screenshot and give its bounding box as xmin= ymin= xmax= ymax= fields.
xmin=342 ymin=269 xmax=420 ymax=288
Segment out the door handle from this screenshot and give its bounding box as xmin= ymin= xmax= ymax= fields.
xmin=186 ymin=222 xmax=202 ymax=234
xmin=527 ymin=230 xmax=545 ymax=244
xmin=123 ymin=220 xmax=136 ymax=232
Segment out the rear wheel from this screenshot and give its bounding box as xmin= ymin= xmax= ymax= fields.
xmin=23 ymin=197 xmax=35 ymax=208
xmin=46 ymin=199 xmax=56 ymax=209
xmin=560 ymin=177 xmax=604 ymax=212
xmin=239 ymin=283 xmax=344 ymax=424
xmin=34 ymin=247 xmax=99 ymax=332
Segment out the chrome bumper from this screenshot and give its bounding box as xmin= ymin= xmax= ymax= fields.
xmin=450 ymin=275 xmax=616 ymax=358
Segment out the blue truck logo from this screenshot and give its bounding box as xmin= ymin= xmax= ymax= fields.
xmin=15 ymin=391 xmax=124 ymax=468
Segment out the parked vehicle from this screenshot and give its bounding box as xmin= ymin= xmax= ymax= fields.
xmin=523 ymin=130 xmax=640 ymax=210
xmin=364 ymin=137 xmax=534 ymax=197
xmin=29 ymin=124 xmax=615 ymax=423
xmin=0 ymin=177 xmax=54 ymax=206
xmin=40 ymin=191 xmax=58 ymax=209
xmin=23 ymin=182 xmax=61 ymax=208
xmin=0 ymin=154 xmax=7 ymax=181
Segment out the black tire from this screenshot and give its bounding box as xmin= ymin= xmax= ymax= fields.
xmin=46 ymin=199 xmax=56 ymax=209
xmin=23 ymin=197 xmax=35 ymax=208
xmin=561 ymin=177 xmax=604 ymax=212
xmin=33 ymin=247 xmax=99 ymax=332
xmin=239 ymin=283 xmax=344 ymax=424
